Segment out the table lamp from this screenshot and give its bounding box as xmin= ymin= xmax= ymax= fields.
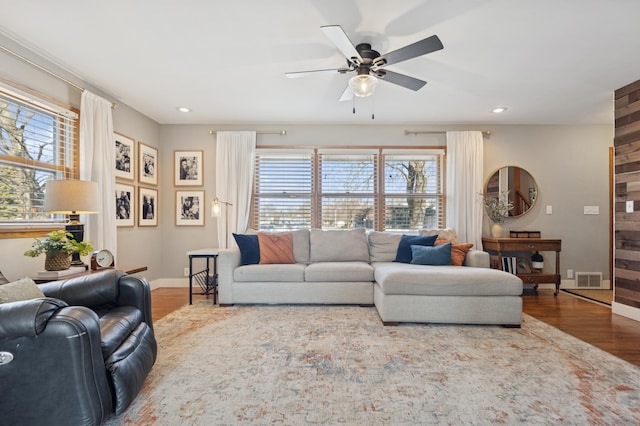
xmin=44 ymin=179 xmax=100 ymax=268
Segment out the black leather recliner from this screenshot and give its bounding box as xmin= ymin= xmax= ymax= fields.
xmin=0 ymin=269 xmax=157 ymax=426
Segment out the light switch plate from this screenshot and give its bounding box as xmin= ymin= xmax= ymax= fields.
xmin=627 ymin=200 xmax=634 ymax=213
xmin=584 ymin=206 xmax=599 ymax=215
xmin=546 ymin=205 xmax=552 ymax=214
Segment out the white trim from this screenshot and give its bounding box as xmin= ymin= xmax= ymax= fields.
xmin=149 ymin=278 xmax=189 ymax=290
xmin=612 ymin=302 xmax=640 ymax=322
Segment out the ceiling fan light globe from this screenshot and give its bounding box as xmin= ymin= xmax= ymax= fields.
xmin=349 ymin=75 xmax=378 ymax=97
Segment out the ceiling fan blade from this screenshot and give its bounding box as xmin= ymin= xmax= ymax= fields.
xmin=339 ymin=85 xmax=353 ymax=102
xmin=380 ymin=35 xmax=443 ymax=66
xmin=378 ymin=70 xmax=427 ymax=91
xmin=285 ymin=68 xmax=351 ymax=78
xmin=321 ymin=25 xmax=362 ymax=63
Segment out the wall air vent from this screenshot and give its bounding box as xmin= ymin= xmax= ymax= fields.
xmin=575 ymin=272 xmax=604 ymax=289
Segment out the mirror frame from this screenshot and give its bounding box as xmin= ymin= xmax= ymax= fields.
xmin=484 ymin=166 xmax=538 ymax=218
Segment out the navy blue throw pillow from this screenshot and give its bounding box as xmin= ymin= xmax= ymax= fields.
xmin=233 ymin=233 xmax=260 ymax=265
xmin=394 ymin=234 xmax=438 ymax=263
xmin=410 ymin=243 xmax=452 ymax=265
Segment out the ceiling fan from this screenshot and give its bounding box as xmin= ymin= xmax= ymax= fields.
xmin=285 ymin=25 xmax=444 ymax=101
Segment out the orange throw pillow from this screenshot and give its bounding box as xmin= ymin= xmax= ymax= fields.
xmin=258 ymin=232 xmax=295 ymax=264
xmin=435 ymin=237 xmax=473 ymax=266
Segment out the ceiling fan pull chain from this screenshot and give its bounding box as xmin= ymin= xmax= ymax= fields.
xmin=352 ymin=96 xmax=356 ymax=114
xmin=371 ymin=95 xmax=375 ymax=120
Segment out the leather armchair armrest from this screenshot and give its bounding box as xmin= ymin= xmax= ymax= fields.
xmin=116 ymin=275 xmax=154 ymax=330
xmin=0 ymin=298 xmax=67 ymax=341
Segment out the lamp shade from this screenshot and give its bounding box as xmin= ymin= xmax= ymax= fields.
xmin=44 ymin=180 xmax=100 ymax=214
xmin=349 ymin=74 xmax=378 ymax=97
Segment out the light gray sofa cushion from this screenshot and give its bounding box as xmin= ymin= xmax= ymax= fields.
xmin=234 ymin=263 xmax=306 ymax=282
xmin=310 ymin=228 xmax=369 ymax=262
xmin=367 ymin=231 xmax=402 ymax=262
xmin=305 ymin=262 xmax=374 ymax=282
xmin=374 ymin=262 xmax=522 ymax=296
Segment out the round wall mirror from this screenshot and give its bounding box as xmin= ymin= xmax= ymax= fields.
xmin=485 ymin=166 xmax=538 ymax=217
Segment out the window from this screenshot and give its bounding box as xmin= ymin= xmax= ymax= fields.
xmin=0 ymin=84 xmax=79 ymax=236
xmin=252 ymin=148 xmax=445 ymax=232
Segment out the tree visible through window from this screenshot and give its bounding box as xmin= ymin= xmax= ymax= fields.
xmin=253 ymin=148 xmax=444 ymax=232
xmin=0 ymin=87 xmax=78 ymax=231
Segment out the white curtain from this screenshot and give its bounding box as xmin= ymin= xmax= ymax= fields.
xmin=80 ymin=91 xmax=116 ymax=257
xmin=445 ymin=131 xmax=484 ymax=248
xmin=215 ymin=131 xmax=256 ymax=248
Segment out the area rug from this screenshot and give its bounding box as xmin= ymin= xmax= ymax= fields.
xmin=562 ymin=289 xmax=613 ymax=306
xmin=105 ymin=302 xmax=640 ymax=425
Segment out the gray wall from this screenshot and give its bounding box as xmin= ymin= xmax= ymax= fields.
xmin=159 ymin=124 xmax=612 ymax=283
xmin=0 ymin=35 xmax=613 ymax=284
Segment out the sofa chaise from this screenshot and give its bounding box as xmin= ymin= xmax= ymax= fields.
xmin=218 ymin=228 xmax=523 ymax=326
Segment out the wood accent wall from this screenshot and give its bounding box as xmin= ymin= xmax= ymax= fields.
xmin=614 ymin=79 xmax=640 ymax=309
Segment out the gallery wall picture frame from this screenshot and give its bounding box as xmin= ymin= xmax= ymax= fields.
xmin=138 ymin=142 xmax=158 ymax=186
xmin=174 ymin=150 xmax=203 ymax=186
xmin=138 ymin=186 xmax=158 ymax=227
xmin=115 ymin=183 xmax=135 ymax=227
xmin=114 ymin=132 xmax=135 ymax=181
xmin=176 ymin=190 xmax=205 ymax=226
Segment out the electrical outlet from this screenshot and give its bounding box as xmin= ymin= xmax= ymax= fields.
xmin=183 ymin=267 xmax=190 ymax=277
xmin=626 ymin=200 xmax=634 ymax=213
xmin=567 ymin=269 xmax=574 ymax=279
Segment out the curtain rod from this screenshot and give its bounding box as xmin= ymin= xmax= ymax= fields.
xmin=0 ymin=44 xmax=117 ymax=109
xmin=404 ymin=130 xmax=491 ymax=138
xmin=209 ymin=130 xmax=287 ymax=136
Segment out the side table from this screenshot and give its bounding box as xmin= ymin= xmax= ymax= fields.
xmin=32 ymin=265 xmax=148 ymax=284
xmin=187 ymin=248 xmax=219 ymax=305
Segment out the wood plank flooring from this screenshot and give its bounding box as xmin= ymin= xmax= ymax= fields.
xmin=151 ymin=287 xmax=640 ymax=367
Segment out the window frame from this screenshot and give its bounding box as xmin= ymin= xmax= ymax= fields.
xmin=0 ymin=79 xmax=80 ymax=239
xmin=252 ymin=146 xmax=446 ymax=232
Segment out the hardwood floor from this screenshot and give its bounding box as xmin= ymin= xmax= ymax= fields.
xmin=151 ymin=287 xmax=640 ymax=367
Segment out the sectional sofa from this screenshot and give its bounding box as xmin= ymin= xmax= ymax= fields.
xmin=217 ymin=228 xmax=523 ymax=326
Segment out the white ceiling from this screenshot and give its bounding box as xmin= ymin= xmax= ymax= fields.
xmin=1 ymin=0 xmax=640 ymax=126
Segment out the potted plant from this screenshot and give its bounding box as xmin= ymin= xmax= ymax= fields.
xmin=481 ymin=191 xmax=514 ymax=237
xmin=24 ymin=230 xmax=93 ymax=271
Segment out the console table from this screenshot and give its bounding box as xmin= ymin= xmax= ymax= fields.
xmin=32 ymin=265 xmax=148 ymax=284
xmin=482 ymin=237 xmax=562 ymax=295
xmin=187 ymin=248 xmax=219 ymax=305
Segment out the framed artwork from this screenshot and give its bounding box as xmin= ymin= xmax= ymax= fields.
xmin=174 ymin=150 xmax=203 ymax=186
xmin=138 ymin=142 xmax=158 ymax=185
xmin=176 ymin=190 xmax=205 ymax=226
xmin=114 ymin=132 xmax=135 ymax=181
xmin=138 ymin=187 xmax=158 ymax=227
xmin=115 ymin=183 xmax=135 ymax=227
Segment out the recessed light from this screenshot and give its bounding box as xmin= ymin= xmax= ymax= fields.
xmin=491 ymin=107 xmax=508 ymax=114
xmin=177 ymin=107 xmax=191 ymax=113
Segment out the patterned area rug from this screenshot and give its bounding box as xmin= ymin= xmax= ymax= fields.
xmin=105 ymin=302 xmax=640 ymax=425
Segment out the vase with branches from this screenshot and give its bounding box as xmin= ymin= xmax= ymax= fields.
xmin=481 ymin=191 xmax=514 ymax=237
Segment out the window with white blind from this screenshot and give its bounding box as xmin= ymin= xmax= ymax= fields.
xmin=253 ymin=151 xmax=314 ymax=231
xmin=252 ymin=148 xmax=445 ymax=232
xmin=0 ymin=85 xmax=79 ymax=234
xmin=319 ymin=152 xmax=376 ymax=230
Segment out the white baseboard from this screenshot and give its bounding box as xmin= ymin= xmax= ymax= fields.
xmin=149 ymin=278 xmax=189 ymax=290
xmin=612 ymin=302 xmax=640 ymax=322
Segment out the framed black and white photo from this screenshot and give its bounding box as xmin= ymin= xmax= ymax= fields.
xmin=174 ymin=150 xmax=203 ymax=186
xmin=114 ymin=132 xmax=135 ymax=181
xmin=176 ymin=190 xmax=204 ymax=226
xmin=138 ymin=187 xmax=158 ymax=227
xmin=115 ymin=183 xmax=135 ymax=227
xmin=138 ymin=142 xmax=158 ymax=185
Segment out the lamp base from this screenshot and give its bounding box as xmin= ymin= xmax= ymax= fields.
xmin=66 ymin=221 xmax=88 ymax=270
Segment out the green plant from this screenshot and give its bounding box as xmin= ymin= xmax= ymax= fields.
xmin=24 ymin=230 xmax=93 ymax=258
xmin=481 ymin=191 xmax=514 ymax=224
